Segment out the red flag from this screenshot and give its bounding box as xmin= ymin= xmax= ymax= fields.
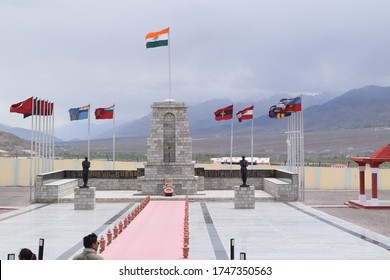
xmin=10 ymin=97 xmax=33 ymax=115
xmin=214 ymin=105 xmax=233 ymax=121
xmin=49 ymin=102 xmax=54 ymax=115
xmin=279 ymin=97 xmax=302 ymax=112
xmin=42 ymin=101 xmax=53 ymax=116
xmin=38 ymin=99 xmax=45 ymax=115
xmin=236 ymin=105 xmax=254 ymax=122
xmin=95 ymin=106 xmax=114 ymax=119
xmin=23 ymin=99 xmax=54 ymax=118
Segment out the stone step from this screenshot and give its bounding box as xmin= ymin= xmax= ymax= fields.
xmin=58 ymin=190 xmax=275 ymax=203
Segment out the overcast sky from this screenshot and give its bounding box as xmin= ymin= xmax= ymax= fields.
xmin=1 ymin=0 xmax=390 ymax=129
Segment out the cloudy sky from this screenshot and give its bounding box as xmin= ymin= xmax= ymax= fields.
xmin=1 ymin=0 xmax=390 ymax=130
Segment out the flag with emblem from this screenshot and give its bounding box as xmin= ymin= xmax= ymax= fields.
xmin=214 ymin=105 xmax=233 ymax=121
xmin=268 ymin=105 xmax=291 ymax=119
xmin=146 ymin=28 xmax=169 ymax=48
xmin=279 ymin=96 xmax=302 ymax=112
xmin=95 ymin=105 xmax=114 ymax=120
xmin=69 ymin=105 xmax=90 ymax=121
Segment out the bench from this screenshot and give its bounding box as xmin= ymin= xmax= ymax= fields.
xmin=263 ymin=177 xmax=297 ymax=201
xmin=37 ymin=179 xmax=78 ymax=203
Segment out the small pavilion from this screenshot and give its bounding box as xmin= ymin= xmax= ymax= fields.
xmin=349 ymin=144 xmax=390 ymax=209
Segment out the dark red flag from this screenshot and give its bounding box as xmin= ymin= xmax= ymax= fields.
xmin=214 ymin=105 xmax=233 ymax=121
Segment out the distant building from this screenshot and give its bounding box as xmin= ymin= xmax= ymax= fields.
xmin=331 ymin=163 xmax=347 ymax=168
xmin=210 ymin=157 xmax=270 ymax=165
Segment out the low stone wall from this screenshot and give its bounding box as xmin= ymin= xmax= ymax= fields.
xmin=197 ymin=168 xmax=276 ymax=190
xmin=263 ymin=171 xmax=298 ymax=201
xmin=203 ymin=178 xmax=261 ymax=190
xmin=35 ymin=168 xmax=298 ymax=202
xmin=76 ymin=178 xmax=139 ymax=191
xmin=36 ymin=173 xmax=78 ymax=203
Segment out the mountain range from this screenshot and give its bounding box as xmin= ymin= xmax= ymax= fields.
xmin=1 ymin=85 xmax=390 ymax=141
xmin=111 ymin=85 xmax=390 ymax=138
xmin=106 ymin=90 xmax=340 ymax=139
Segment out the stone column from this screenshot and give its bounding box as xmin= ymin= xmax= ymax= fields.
xmin=358 ymin=164 xmax=366 ymax=202
xmin=370 ymin=164 xmax=379 ymax=206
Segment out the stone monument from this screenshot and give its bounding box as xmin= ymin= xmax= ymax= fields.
xmin=140 ymin=100 xmax=198 ymax=195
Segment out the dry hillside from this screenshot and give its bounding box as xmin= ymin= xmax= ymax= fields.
xmin=0 ymin=131 xmax=31 ymax=156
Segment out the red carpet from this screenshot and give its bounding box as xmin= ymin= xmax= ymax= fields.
xmin=101 ymin=200 xmax=185 ymax=260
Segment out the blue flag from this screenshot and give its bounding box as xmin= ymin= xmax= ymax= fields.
xmin=69 ymin=105 xmax=89 ymax=121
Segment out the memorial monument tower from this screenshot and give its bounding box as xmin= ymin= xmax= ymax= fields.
xmin=140 ymin=100 xmax=198 ymax=195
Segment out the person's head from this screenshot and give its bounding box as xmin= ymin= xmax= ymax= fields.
xmin=85 ymin=157 xmax=88 ymax=161
xmin=83 ymin=233 xmax=99 ymax=251
xmin=242 ymin=156 xmax=245 ymax=159
xmin=18 ymin=248 xmax=36 ymax=260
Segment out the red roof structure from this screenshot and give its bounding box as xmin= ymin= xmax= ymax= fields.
xmin=351 ymin=144 xmax=390 ymax=167
xmin=370 ymin=144 xmax=390 ymax=159
xmin=349 ymin=144 xmax=390 ymax=209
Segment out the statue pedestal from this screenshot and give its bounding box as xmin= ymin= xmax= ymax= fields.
xmin=234 ymin=185 xmax=255 ymax=209
xmin=74 ymin=187 xmax=96 ymax=210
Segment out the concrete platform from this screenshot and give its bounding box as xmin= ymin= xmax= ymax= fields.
xmin=347 ymin=200 xmax=390 ymax=209
xmin=1 ymin=190 xmax=389 ymax=260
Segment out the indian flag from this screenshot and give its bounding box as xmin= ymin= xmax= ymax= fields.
xmin=145 ymin=28 xmax=169 ymax=48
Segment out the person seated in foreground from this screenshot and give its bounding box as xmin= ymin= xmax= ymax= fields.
xmin=73 ymin=233 xmax=104 ymax=260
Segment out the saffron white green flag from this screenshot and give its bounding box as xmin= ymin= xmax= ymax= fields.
xmin=145 ymin=28 xmax=169 ymax=48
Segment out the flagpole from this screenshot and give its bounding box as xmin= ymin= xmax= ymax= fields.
xmin=29 ymin=96 xmax=34 ymax=202
xmin=51 ymin=103 xmax=55 ymax=171
xmin=47 ymin=102 xmax=50 ymax=172
xmin=34 ymin=100 xmax=39 ymax=200
xmin=168 ymin=27 xmax=172 ymax=100
xmin=48 ymin=102 xmax=53 ymax=171
xmin=48 ymin=102 xmax=51 ymax=171
xmin=300 ymin=96 xmax=305 ymax=201
xmin=113 ymin=104 xmax=116 ymax=170
xmin=230 ymin=107 xmax=234 ymax=169
xmin=251 ymin=114 xmax=254 ymax=167
xmin=38 ymin=100 xmax=42 ymax=175
xmin=88 ymin=104 xmax=91 ymax=160
xmin=44 ymin=100 xmax=48 ymax=173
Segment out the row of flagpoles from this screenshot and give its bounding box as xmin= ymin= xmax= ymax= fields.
xmin=269 ymin=96 xmax=304 ymax=201
xmin=10 ymin=97 xmax=116 ymax=200
xmin=10 ymin=97 xmax=55 ymax=201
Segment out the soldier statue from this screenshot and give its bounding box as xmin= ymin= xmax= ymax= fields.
xmin=239 ymin=155 xmax=249 ymax=187
xmin=81 ymin=157 xmax=91 ymax=188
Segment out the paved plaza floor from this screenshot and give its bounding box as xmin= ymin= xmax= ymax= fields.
xmin=1 ymin=189 xmax=389 ymax=260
